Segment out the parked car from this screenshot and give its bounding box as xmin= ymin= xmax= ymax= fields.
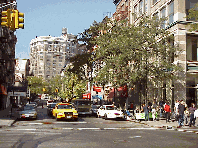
xmin=52 ymin=102 xmax=78 ymax=121
xmin=34 ymin=99 xmax=41 ymax=104
xmin=195 ymin=109 xmax=198 ymax=119
xmin=17 ymin=105 xmax=37 ymax=120
xmin=47 ymin=100 xmax=57 ymax=107
xmin=97 ymin=105 xmax=125 ymax=120
xmin=27 ymin=102 xmax=37 ymax=108
xmin=47 ymin=103 xmax=57 ymax=116
xmin=91 ymin=105 xmax=101 ymax=116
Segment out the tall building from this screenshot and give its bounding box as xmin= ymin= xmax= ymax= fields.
xmin=0 ymin=0 xmax=17 ymax=110
xmin=113 ymin=0 xmax=198 ymax=107
xmin=30 ymin=28 xmax=82 ymax=79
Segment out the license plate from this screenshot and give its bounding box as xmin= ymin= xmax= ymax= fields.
xmin=67 ymin=116 xmax=71 ymax=118
xmin=25 ymin=114 xmax=29 ymax=117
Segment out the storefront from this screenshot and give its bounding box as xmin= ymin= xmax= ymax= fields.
xmin=0 ymin=84 xmax=8 ymax=110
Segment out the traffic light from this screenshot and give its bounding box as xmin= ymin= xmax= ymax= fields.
xmin=14 ymin=10 xmax=24 ymax=29
xmin=10 ymin=10 xmax=15 ymax=31
xmin=43 ymin=88 xmax=46 ymax=92
xmin=1 ymin=9 xmax=11 ymax=27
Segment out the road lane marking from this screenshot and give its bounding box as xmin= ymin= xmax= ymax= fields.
xmin=24 ymin=132 xmax=62 ymax=135
xmin=16 ymin=121 xmax=87 ymax=125
xmin=54 ymin=121 xmax=87 ymax=124
xmin=62 ymin=128 xmax=74 ymax=130
xmin=7 ymin=129 xmax=36 ymax=131
xmin=77 ymin=128 xmax=101 ymax=130
xmin=28 ymin=123 xmax=43 ymax=125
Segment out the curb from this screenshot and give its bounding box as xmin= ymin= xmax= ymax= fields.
xmin=9 ymin=118 xmax=18 ymax=127
xmin=129 ymin=118 xmax=198 ymax=135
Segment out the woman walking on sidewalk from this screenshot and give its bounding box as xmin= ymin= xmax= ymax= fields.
xmin=188 ymin=103 xmax=196 ymax=127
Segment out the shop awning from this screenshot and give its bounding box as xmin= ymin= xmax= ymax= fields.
xmin=108 ymin=85 xmax=128 ymax=98
xmin=0 ymin=84 xmax=7 ymax=95
xmin=83 ymin=93 xmax=91 ymax=99
xmin=93 ymin=85 xmax=102 ymax=92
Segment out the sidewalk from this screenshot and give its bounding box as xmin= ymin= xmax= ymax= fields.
xmin=129 ymin=117 xmax=198 ymax=129
xmin=0 ymin=105 xmax=18 ymax=127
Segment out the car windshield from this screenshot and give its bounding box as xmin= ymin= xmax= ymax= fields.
xmin=92 ymin=105 xmax=100 ymax=109
xmin=24 ymin=106 xmax=35 ymax=110
xmin=58 ymin=105 xmax=72 ymax=109
xmin=49 ymin=104 xmax=56 ymax=108
xmin=106 ymin=106 xmax=117 ymax=110
xmin=78 ymin=101 xmax=91 ymax=106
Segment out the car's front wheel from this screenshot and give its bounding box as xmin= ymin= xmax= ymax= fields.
xmin=97 ymin=113 xmax=100 ymax=118
xmin=55 ymin=114 xmax=59 ymax=121
xmin=104 ymin=114 xmax=108 ymax=120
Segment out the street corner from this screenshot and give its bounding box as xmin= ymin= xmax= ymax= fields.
xmin=0 ymin=118 xmax=16 ymax=128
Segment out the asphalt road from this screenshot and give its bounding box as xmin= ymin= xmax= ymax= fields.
xmin=0 ymin=105 xmax=197 ymax=148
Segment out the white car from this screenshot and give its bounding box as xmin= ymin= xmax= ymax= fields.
xmin=97 ymin=105 xmax=124 ymax=120
xmin=194 ymin=109 xmax=198 ymax=119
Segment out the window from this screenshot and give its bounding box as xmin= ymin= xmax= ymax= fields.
xmin=168 ymin=1 xmax=174 ymax=24
xmin=160 ymin=7 xmax=166 ymax=28
xmin=153 ymin=12 xmax=159 ymax=21
xmin=145 ymin=0 xmax=148 ymax=12
xmin=134 ymin=5 xmax=138 ymax=20
xmin=186 ymin=0 xmax=198 ymax=21
xmin=139 ymin=0 xmax=143 ymax=15
xmin=153 ymin=0 xmax=158 ymax=5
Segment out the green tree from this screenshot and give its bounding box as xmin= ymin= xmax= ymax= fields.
xmin=93 ymin=16 xmax=182 ymax=104
xmin=48 ymin=75 xmax=62 ymax=98
xmin=69 ymin=20 xmax=103 ymax=81
xmin=27 ymin=76 xmax=45 ymax=95
xmin=186 ymin=2 xmax=198 ymax=31
xmin=58 ymin=65 xmax=86 ymax=100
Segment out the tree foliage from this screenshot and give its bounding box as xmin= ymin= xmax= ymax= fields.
xmin=58 ymin=65 xmax=87 ymax=100
xmin=69 ymin=20 xmax=103 ymax=81
xmin=93 ymin=16 xmax=182 ymax=101
xmin=27 ymin=76 xmax=45 ymax=95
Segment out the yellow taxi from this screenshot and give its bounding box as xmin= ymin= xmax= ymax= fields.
xmin=52 ymin=102 xmax=78 ymax=121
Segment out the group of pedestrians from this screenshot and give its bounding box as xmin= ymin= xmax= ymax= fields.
xmin=176 ymin=100 xmax=197 ymax=128
xmin=141 ymin=99 xmax=197 ymax=128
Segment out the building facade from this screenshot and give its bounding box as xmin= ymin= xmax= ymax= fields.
xmin=113 ymin=0 xmax=198 ymax=107
xmin=0 ymin=0 xmax=17 ymax=110
xmin=29 ymin=28 xmax=83 ymax=79
xmin=7 ymin=59 xmax=30 ymax=107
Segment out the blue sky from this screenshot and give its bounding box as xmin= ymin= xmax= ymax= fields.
xmin=15 ymin=0 xmax=116 ymax=59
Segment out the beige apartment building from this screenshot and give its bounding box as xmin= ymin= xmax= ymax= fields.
xmin=113 ymin=0 xmax=198 ymax=107
xmin=30 ymin=28 xmax=83 ymax=79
